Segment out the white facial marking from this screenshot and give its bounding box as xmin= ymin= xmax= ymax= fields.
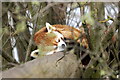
xmin=53 ymin=31 xmax=66 ymax=52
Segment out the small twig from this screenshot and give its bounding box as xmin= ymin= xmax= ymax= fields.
xmin=32 ymin=3 xmax=61 ymax=21
xmin=25 ymin=11 xmax=40 ymax=62
xmin=99 ymin=16 xmax=114 ymax=23
xmin=0 ymin=49 xmax=19 ymax=64
xmin=82 ymin=21 xmax=93 ymax=50
xmin=25 ymin=18 xmax=37 ymax=62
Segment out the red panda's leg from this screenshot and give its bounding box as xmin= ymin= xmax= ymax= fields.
xmin=30 ymin=49 xmax=39 ymax=58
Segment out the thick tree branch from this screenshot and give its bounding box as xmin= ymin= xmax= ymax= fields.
xmin=2 ymin=52 xmax=81 ymax=78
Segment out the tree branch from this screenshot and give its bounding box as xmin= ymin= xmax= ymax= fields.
xmin=3 ymin=52 xmax=81 ymax=78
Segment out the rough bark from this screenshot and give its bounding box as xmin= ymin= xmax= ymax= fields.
xmin=90 ymin=2 xmax=105 ymax=21
xmin=2 ymin=52 xmax=81 ymax=78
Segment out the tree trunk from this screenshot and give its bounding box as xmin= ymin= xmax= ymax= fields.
xmin=90 ymin=2 xmax=105 ymax=21
xmin=48 ymin=3 xmax=67 ymax=24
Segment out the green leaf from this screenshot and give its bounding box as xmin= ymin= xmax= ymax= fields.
xmin=100 ymin=70 xmax=106 ymax=76
xmin=16 ymin=21 xmax=26 ymax=33
xmin=32 ymin=2 xmax=39 ymax=6
xmin=81 ymin=12 xmax=95 ymax=25
xmin=2 ymin=27 xmax=9 ymax=34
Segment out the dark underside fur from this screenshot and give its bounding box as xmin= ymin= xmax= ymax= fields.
xmin=64 ymin=38 xmax=91 ymax=66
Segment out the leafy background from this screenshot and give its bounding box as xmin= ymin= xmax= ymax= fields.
xmin=1 ymin=2 xmax=120 ymax=78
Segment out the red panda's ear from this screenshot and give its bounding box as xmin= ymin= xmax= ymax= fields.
xmin=46 ymin=22 xmax=56 ymax=33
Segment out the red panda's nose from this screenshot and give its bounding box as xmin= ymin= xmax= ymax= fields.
xmin=62 ymin=44 xmax=66 ymax=48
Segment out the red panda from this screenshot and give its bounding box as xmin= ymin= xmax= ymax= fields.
xmin=31 ymin=22 xmax=88 ymax=58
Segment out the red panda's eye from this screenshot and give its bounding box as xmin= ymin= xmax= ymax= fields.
xmin=61 ymin=37 xmax=64 ymax=40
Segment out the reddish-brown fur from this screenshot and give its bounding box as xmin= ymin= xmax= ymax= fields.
xmin=34 ymin=24 xmax=88 ymax=48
